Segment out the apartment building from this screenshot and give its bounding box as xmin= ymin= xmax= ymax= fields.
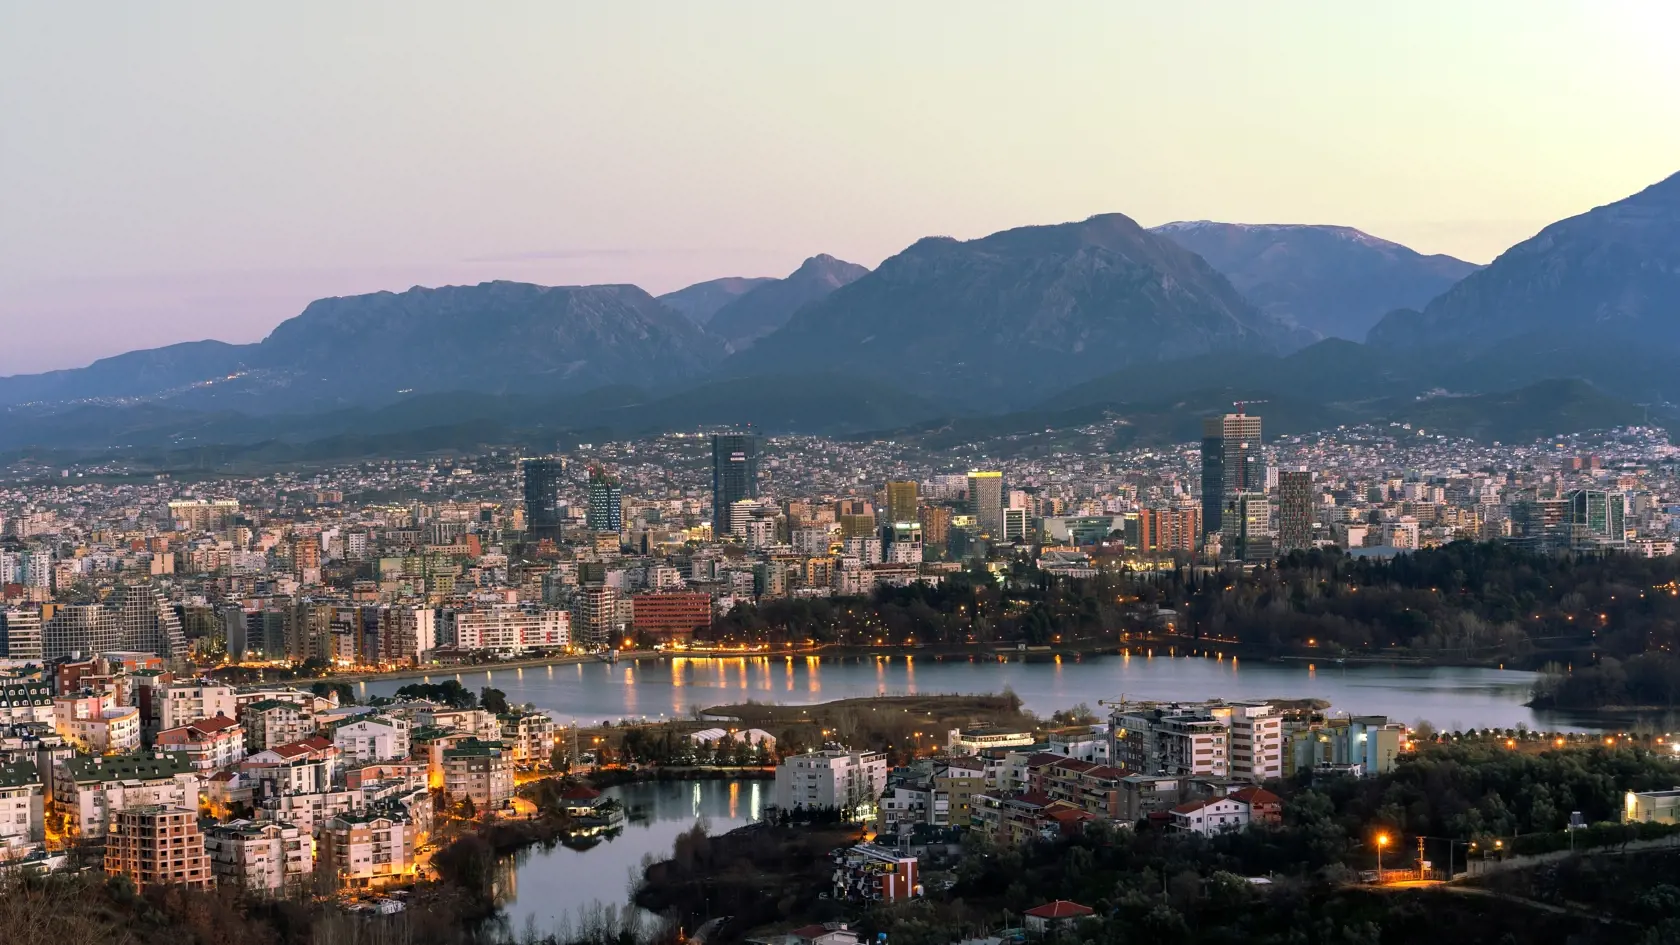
xmin=52 ymin=692 xmax=141 ymax=754
xmin=1111 ymin=701 xmax=1283 ymax=781
xmin=0 ymin=761 xmax=43 ymax=855
xmin=104 ymin=805 xmax=213 ymax=891
xmin=318 ymin=807 xmax=418 ymax=888
xmin=332 ymin=716 xmax=410 ymax=763
xmin=203 ymin=818 xmax=311 ymax=895
xmin=241 ymin=699 xmax=316 ymax=751
xmin=773 ymin=748 xmax=887 ymax=820
xmin=0 ymin=681 xmax=53 ymax=726
xmin=155 ymin=715 xmax=247 ymax=773
xmin=831 ymin=843 xmax=920 ymax=902
xmin=52 ymin=752 xmax=199 ymax=840
xmin=441 ymin=739 xmax=514 ymax=809
xmin=499 ymin=711 xmax=556 ymax=767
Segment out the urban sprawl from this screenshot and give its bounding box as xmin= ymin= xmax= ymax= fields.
xmin=0 ymin=413 xmax=1675 ymax=904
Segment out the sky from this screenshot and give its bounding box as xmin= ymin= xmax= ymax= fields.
xmin=1 ymin=2 xmax=1677 ymax=375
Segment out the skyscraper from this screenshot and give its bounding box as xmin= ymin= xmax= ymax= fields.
xmin=586 ymin=467 xmax=623 ymax=533
xmin=967 ymin=471 xmax=1004 ymax=537
xmin=711 ymin=433 xmax=761 ymax=535
xmin=885 ymin=481 xmax=920 ymax=525
xmin=522 ymin=458 xmax=567 ymax=540
xmin=1277 ymin=470 xmax=1315 ymax=552
xmin=1567 ymin=489 xmax=1627 ymax=547
xmin=1201 ymin=412 xmax=1263 ymax=536
xmin=1222 ymin=492 xmax=1273 ymax=562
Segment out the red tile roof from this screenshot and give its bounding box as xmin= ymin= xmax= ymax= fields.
xmin=1230 ymin=786 xmax=1282 ymax=806
xmin=1024 ymin=900 xmax=1093 ymax=919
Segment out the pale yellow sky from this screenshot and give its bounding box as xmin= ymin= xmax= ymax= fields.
xmin=1 ymin=1 xmax=1677 ymax=371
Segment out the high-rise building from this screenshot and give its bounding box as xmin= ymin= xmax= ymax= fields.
xmin=1201 ymin=412 xmax=1263 ymax=537
xmin=0 ymin=608 xmax=42 ymax=661
xmin=1135 ymin=507 xmax=1201 ymax=555
xmin=919 ymin=506 xmax=952 ymax=550
xmin=522 ymin=458 xmax=567 ymax=540
xmin=1222 ymin=492 xmax=1272 ymax=562
xmin=1568 ymin=489 xmax=1627 ymax=547
xmin=1277 ymin=470 xmax=1315 ymax=552
xmin=570 ymin=585 xmax=621 ymax=651
xmin=118 ymin=584 xmax=189 ymax=660
xmin=711 ymin=434 xmax=761 ymax=535
xmin=586 ymin=467 xmax=623 ymax=533
xmin=967 ymin=471 xmax=1004 ymax=537
xmin=42 ymin=603 xmax=122 ymax=662
xmin=885 ymin=481 xmax=920 ymax=525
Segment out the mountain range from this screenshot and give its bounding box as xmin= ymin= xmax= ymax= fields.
xmin=4 ymin=168 xmax=1678 ymax=463
xmin=1150 ymin=221 xmax=1480 ymax=340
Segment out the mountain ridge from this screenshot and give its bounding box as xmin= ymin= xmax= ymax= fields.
xmin=1151 ymin=220 xmax=1480 ymax=340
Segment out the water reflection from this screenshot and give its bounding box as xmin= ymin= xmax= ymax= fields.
xmin=363 ymin=654 xmax=1598 ymax=731
xmin=498 ymin=780 xmax=764 ymax=938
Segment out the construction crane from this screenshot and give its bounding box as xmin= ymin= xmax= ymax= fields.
xmin=1232 ymin=399 xmax=1268 ymax=415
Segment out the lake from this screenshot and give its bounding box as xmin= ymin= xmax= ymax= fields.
xmin=360 ymin=652 xmax=1620 ymax=733
xmin=494 ymin=779 xmax=765 ymax=940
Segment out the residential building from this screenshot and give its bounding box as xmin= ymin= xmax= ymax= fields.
xmin=204 ymin=818 xmax=311 ymax=895
xmin=831 ymin=842 xmax=920 ymax=902
xmin=242 ymin=699 xmax=316 ymax=751
xmin=441 ymin=738 xmax=513 ymax=809
xmin=0 ymin=609 xmax=42 ymax=661
xmin=117 ymin=584 xmax=190 ymax=660
xmin=774 ymin=748 xmax=887 ymax=819
xmin=1170 ymin=793 xmax=1251 ymax=836
xmin=885 ymin=481 xmax=919 ymax=526
xmin=333 ymin=716 xmax=411 ymax=763
xmin=450 ymin=606 xmax=569 ymax=655
xmin=570 ymin=584 xmax=621 ymax=650
xmin=0 ymin=761 xmax=44 ymax=851
xmin=104 ymin=805 xmax=213 ymax=891
xmin=587 ymin=468 xmax=623 ymax=533
xmin=1277 ymin=470 xmax=1315 ymax=552
xmin=318 ymin=807 xmax=418 ymax=888
xmin=155 ymin=715 xmax=247 ymax=772
xmin=1023 ymin=900 xmax=1094 ymax=936
xmin=41 ymin=603 xmax=122 ymax=662
xmin=0 ymin=681 xmax=53 ymax=726
xmin=52 ymin=751 xmax=199 ymax=841
xmin=153 ymin=682 xmax=237 ymax=736
xmin=500 ymin=711 xmax=556 ymax=767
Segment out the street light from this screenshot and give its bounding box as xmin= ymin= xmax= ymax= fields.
xmin=1376 ymin=833 xmax=1389 ymax=879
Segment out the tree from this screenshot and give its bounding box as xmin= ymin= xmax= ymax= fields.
xmin=480 ymin=686 xmax=511 ymax=715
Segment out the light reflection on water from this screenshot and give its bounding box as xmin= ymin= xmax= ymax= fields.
xmin=496 ymin=779 xmax=764 ymax=938
xmin=360 ymin=653 xmax=1615 ymax=732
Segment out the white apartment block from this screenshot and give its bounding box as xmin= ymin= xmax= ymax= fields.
xmin=451 ymin=606 xmax=569 ymax=655
xmin=773 ymin=748 xmax=887 ymax=819
xmin=0 ymin=682 xmax=53 ymax=726
xmin=0 ymin=761 xmax=44 ymax=854
xmin=1223 ymin=702 xmax=1284 ymax=782
xmin=333 ymin=716 xmax=411 ymax=763
xmin=1110 ymin=700 xmax=1282 ymax=782
xmin=157 ymin=682 xmax=237 ymax=732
